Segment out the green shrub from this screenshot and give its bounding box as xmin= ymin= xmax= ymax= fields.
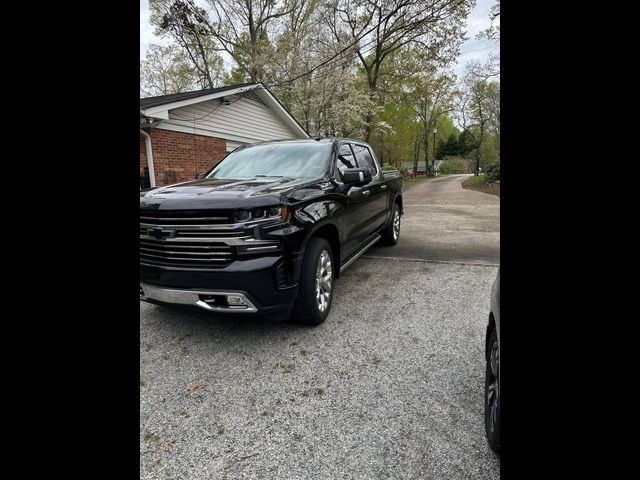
xmin=438 ymin=156 xmax=468 ymax=174
xmin=485 ymin=162 xmax=500 ymax=183
xmin=395 ymin=167 xmax=410 ymax=178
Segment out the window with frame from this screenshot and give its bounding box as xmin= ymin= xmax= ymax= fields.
xmin=352 ymin=144 xmax=378 ymax=177
xmin=336 ymin=143 xmax=357 ymax=178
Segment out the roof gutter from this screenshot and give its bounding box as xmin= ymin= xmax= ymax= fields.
xmin=139 ymin=129 xmax=156 ymax=188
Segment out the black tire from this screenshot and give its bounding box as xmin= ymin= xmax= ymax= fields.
xmin=291 ymin=238 xmax=334 ymax=326
xmin=484 ymin=327 xmax=500 ymax=454
xmin=380 ymin=203 xmax=401 ymax=246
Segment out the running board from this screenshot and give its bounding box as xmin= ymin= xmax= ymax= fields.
xmin=340 ymin=235 xmax=381 ymax=273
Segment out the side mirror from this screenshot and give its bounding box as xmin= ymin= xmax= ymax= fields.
xmin=342 ymin=168 xmax=372 ymax=186
xmin=195 ymin=172 xmax=207 ymax=179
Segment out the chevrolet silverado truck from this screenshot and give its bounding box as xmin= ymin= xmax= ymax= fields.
xmin=140 ymin=137 xmax=403 ymax=325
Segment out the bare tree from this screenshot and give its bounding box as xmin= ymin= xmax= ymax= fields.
xmin=412 ymin=70 xmax=456 ymax=174
xmin=151 ymin=0 xmax=301 ymax=83
xmin=477 ymin=0 xmax=500 ymax=41
xmin=326 ymin=0 xmax=472 ymax=141
xmin=141 ymin=43 xmax=203 ymax=96
xmin=150 ymin=1 xmax=228 ymax=88
xmin=457 ymin=70 xmax=500 ymax=174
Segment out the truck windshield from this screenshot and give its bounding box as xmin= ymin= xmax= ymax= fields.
xmin=208 ymin=142 xmax=332 ymax=179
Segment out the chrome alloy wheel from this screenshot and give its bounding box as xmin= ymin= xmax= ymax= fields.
xmin=486 ymin=339 xmax=500 ymax=434
xmin=392 ymin=208 xmax=401 ymax=240
xmin=315 ymin=250 xmax=333 ymax=312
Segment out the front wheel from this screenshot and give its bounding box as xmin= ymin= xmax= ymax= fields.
xmin=380 ymin=203 xmax=401 ymax=246
xmin=291 ymin=238 xmax=334 ymax=326
xmin=484 ymin=327 xmax=500 ymax=453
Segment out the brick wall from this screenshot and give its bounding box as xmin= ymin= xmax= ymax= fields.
xmin=140 ymin=129 xmax=227 ymax=186
xmin=140 ymin=136 xmax=148 ymax=175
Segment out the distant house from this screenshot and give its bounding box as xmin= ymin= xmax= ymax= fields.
xmin=140 ymin=82 xmax=309 ymax=187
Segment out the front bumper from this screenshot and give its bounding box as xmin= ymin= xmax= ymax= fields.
xmin=140 ymin=255 xmax=299 ymax=314
xmin=140 ymin=283 xmax=258 ymax=312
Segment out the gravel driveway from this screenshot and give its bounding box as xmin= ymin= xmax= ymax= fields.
xmin=140 ymin=175 xmax=500 ymax=479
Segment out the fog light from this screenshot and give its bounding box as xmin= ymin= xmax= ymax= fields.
xmin=227 ymin=294 xmax=246 ymax=306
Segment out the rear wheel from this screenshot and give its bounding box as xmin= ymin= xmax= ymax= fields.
xmin=380 ymin=203 xmax=401 ymax=245
xmin=484 ymin=327 xmax=500 ymax=453
xmin=291 ymin=238 xmax=334 ymax=326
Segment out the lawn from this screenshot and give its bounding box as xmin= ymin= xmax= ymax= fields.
xmin=461 ymin=174 xmax=500 ymax=198
xmin=403 ymin=174 xmax=434 ymax=187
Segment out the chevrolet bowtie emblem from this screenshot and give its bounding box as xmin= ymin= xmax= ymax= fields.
xmin=147 ymin=227 xmax=177 ymax=240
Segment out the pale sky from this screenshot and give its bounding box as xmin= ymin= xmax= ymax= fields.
xmin=140 ymin=0 xmax=499 ymax=79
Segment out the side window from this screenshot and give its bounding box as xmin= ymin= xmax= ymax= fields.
xmin=352 ymin=144 xmax=378 ymax=177
xmin=336 ymin=143 xmax=357 ymax=177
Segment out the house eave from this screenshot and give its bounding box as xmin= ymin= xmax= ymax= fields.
xmin=139 ymin=83 xmax=309 ymax=138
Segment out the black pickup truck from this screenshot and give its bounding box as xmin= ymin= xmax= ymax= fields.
xmin=140 ymin=137 xmax=403 ymax=325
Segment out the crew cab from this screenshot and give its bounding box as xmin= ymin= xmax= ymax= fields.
xmin=140 ymin=138 xmax=403 ymax=325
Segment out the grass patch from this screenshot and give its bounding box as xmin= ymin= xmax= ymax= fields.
xmin=217 ymin=426 xmax=225 ymax=435
xmin=403 ymin=175 xmax=433 ymax=187
xmin=299 ymin=349 xmax=308 ymax=356
xmin=140 ymin=379 xmax=145 ymax=387
xmin=143 ymin=431 xmax=161 ymax=445
xmin=314 ymin=388 xmax=325 ymax=396
xmin=370 ymin=356 xmax=382 ymax=366
xmin=462 ymin=174 xmax=500 ymax=198
xmin=463 ymin=174 xmax=486 ymax=186
xmin=278 ymin=363 xmax=294 ymax=373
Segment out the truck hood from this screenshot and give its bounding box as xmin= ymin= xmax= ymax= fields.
xmin=140 ymin=176 xmax=325 ymax=210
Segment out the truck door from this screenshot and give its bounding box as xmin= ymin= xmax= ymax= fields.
xmin=351 ymin=143 xmax=389 ymax=236
xmin=335 ymin=142 xmax=372 ymax=258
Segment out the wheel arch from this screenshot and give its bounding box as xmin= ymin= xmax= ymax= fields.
xmin=394 ymin=193 xmax=403 ymax=213
xmin=485 ymin=312 xmax=496 ymax=360
xmin=301 ymin=222 xmax=342 ymax=279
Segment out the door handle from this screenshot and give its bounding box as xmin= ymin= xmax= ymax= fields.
xmin=362 ymin=190 xmax=370 ymax=196
xmin=380 ymin=185 xmax=387 ymax=190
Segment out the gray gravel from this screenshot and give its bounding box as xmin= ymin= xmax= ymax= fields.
xmin=140 ymin=258 xmax=500 ymax=479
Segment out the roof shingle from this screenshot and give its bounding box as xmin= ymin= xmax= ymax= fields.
xmin=140 ymin=82 xmax=257 ymax=110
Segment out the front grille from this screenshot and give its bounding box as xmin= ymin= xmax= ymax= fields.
xmin=140 ymin=238 xmax=233 ymax=267
xmin=140 ymin=209 xmax=241 ymax=268
xmin=138 ymin=224 xmax=251 ymax=240
xmin=140 ymin=209 xmax=234 ymax=225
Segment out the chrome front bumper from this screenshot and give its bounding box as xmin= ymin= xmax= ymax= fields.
xmin=139 ymin=282 xmax=257 ymax=313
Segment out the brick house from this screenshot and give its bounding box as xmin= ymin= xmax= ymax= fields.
xmin=140 ymin=82 xmax=309 ymax=187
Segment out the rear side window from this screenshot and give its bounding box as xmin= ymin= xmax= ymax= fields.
xmin=336 ymin=143 xmax=357 ymax=176
xmin=352 ymin=144 xmax=378 ymax=177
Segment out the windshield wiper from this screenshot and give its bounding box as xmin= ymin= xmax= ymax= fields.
xmin=254 ymin=174 xmax=284 ymax=177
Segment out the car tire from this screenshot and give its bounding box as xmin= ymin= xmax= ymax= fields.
xmin=380 ymin=203 xmax=401 ymax=246
xmin=291 ymin=238 xmax=334 ymax=326
xmin=484 ymin=326 xmax=500 ymax=453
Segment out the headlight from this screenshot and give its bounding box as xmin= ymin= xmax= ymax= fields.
xmin=235 ymin=206 xmax=289 ymax=223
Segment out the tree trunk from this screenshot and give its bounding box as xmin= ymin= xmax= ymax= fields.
xmin=364 ymin=74 xmax=377 ymax=143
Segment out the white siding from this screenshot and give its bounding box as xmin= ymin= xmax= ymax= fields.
xmin=157 ymin=94 xmax=300 ymax=145
xmin=226 ymin=140 xmax=247 ymax=152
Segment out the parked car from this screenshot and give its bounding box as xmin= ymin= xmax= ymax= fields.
xmin=406 ymin=166 xmax=426 ymax=177
xmin=140 ymin=138 xmax=403 ymax=325
xmin=484 ymin=269 xmax=500 ymax=453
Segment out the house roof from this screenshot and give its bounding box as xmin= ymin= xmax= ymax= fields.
xmin=139 ymin=82 xmax=256 ymax=110
xmin=140 ymin=82 xmax=308 ymax=138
